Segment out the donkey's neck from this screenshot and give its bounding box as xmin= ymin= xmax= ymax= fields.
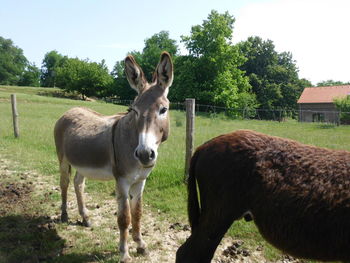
xmin=112 ymin=112 xmax=141 ymax=176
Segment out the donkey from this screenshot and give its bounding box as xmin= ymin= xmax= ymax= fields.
xmin=54 ymin=52 xmax=173 ymax=262
xmin=176 ymin=129 xmax=350 ymax=263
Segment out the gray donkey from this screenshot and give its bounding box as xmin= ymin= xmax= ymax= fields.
xmin=54 ymin=52 xmax=173 ymax=262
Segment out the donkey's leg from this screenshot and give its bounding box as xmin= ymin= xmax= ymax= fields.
xmin=116 ymin=178 xmax=132 ymax=263
xmin=176 ymin=204 xmax=243 ymax=263
xmin=129 ymin=180 xmax=147 ymax=255
xmin=74 ymin=172 xmax=91 ymax=227
xmin=177 ymin=216 xmax=234 ymax=263
xmin=59 ymin=160 xmax=71 ymax=223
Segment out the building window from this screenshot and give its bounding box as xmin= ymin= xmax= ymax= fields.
xmin=312 ymin=113 xmax=325 ymax=122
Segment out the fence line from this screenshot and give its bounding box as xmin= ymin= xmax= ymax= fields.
xmin=103 ymin=98 xmax=350 ymax=124
xmin=184 ymin=99 xmax=195 ymax=181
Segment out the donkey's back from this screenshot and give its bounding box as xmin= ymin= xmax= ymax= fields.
xmin=54 ymin=107 xmax=123 ymax=170
xmin=177 ymin=129 xmax=350 ymax=263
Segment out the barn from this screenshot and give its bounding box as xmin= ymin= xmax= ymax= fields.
xmin=297 ymin=85 xmax=350 ymax=123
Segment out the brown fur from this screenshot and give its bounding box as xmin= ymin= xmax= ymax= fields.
xmin=176 ymin=130 xmax=350 ymax=263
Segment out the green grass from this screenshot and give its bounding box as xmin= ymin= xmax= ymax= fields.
xmin=1 ymin=85 xmax=350 ymax=262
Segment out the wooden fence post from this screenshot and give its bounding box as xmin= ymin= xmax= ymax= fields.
xmin=11 ymin=94 xmax=19 ymax=138
xmin=184 ymin=98 xmax=195 ymax=182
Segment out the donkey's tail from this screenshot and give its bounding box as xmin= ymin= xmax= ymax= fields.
xmin=187 ymin=150 xmax=201 ymax=231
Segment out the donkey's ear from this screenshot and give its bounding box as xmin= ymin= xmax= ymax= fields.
xmin=124 ymin=55 xmax=147 ymax=93
xmin=155 ymin=52 xmax=173 ymax=90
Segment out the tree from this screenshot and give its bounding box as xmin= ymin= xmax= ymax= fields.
xmin=141 ymin=31 xmax=178 ymax=81
xmin=56 ymin=58 xmax=113 ymax=99
xmin=18 ymin=62 xmax=40 ymax=87
xmin=110 ymin=31 xmax=178 ymax=99
xmin=239 ymin=36 xmax=309 ymax=114
xmin=170 ymin=55 xmax=197 ymax=102
xmin=41 ymin=50 xmax=67 ymax=87
xmin=317 ymin=80 xmax=350 ymax=87
xmin=109 ymin=60 xmax=136 ymax=99
xmin=0 ymin=36 xmax=28 ymax=85
xmin=174 ymin=10 xmax=257 ymax=113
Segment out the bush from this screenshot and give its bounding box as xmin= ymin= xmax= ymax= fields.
xmin=334 ymin=96 xmax=350 ymax=124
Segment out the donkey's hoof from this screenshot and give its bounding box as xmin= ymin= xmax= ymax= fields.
xmin=82 ymin=219 xmax=92 ymax=227
xmin=120 ymin=254 xmax=132 ymax=263
xmin=61 ymin=213 xmax=68 ymax=223
xmin=137 ymin=247 xmax=149 ymax=256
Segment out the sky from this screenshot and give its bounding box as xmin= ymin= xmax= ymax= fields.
xmin=1 ymin=0 xmax=349 ymax=85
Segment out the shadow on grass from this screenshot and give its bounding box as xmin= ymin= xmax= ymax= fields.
xmin=0 ymin=215 xmax=65 ymax=262
xmin=50 ymin=252 xmax=117 ymax=263
xmin=0 ymin=215 xmax=119 ymax=263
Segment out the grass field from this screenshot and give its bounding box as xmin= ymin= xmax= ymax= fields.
xmin=1 ymin=85 xmax=349 ymax=262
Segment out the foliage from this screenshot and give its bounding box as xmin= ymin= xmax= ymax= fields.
xmin=18 ymin=62 xmax=41 ymax=87
xmin=111 ymin=31 xmax=178 ymax=99
xmin=40 ymin=50 xmax=67 ymax=87
xmin=334 ymin=96 xmax=350 ymax=124
xmin=317 ymin=80 xmax=350 ymax=87
xmin=141 ymin=31 xmax=178 ymax=81
xmin=55 ymin=58 xmax=113 ymax=99
xmin=0 ymin=36 xmax=28 ymax=85
xmin=239 ymin=36 xmax=311 ymax=117
xmin=172 ymin=10 xmax=257 ymax=115
xmin=110 ymin=60 xmax=137 ymax=99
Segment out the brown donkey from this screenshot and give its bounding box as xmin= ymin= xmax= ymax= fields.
xmin=54 ymin=52 xmax=173 ymax=262
xmin=176 ymin=129 xmax=350 ymax=263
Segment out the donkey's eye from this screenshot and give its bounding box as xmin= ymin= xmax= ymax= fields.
xmin=159 ymin=107 xmax=168 ymax=115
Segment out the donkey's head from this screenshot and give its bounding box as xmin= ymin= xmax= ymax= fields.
xmin=125 ymin=52 xmax=173 ymax=168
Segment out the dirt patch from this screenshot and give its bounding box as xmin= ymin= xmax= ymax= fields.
xmin=56 ymin=189 xmax=272 ymax=263
xmin=0 ymin=158 xmax=35 ymax=216
xmin=0 ymin=158 xmax=64 ymax=263
xmin=0 ymin=182 xmax=33 ymax=216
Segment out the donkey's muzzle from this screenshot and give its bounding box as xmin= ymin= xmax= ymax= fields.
xmin=135 ymin=147 xmax=156 ymax=167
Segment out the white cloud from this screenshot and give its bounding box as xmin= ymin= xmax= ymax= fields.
xmin=234 ymin=0 xmax=350 ymax=84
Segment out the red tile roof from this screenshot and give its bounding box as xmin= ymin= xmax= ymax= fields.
xmin=297 ymin=85 xmax=350 ymax=104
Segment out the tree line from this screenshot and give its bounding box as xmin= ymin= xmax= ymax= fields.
xmin=1 ymin=10 xmax=349 ymax=116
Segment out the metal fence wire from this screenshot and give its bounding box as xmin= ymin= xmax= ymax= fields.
xmin=103 ymin=98 xmax=350 ymax=125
